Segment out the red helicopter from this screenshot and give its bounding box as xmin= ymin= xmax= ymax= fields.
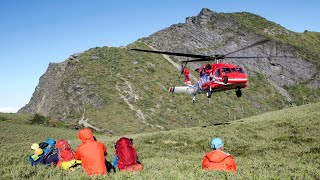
xmin=131 ymin=39 xmax=288 ymax=103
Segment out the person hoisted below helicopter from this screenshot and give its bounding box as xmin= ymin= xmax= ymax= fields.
xmin=193 ymin=64 xmax=214 ymax=91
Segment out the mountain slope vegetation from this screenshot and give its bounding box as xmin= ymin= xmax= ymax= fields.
xmin=1 ymin=102 xmax=320 ymax=179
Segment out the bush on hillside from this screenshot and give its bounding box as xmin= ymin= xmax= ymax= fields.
xmin=29 ymin=113 xmax=49 ymax=125
xmin=0 ymin=116 xmax=9 ymax=121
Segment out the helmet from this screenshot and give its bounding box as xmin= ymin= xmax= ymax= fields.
xmin=31 ymin=143 xmax=39 ymax=150
xmin=34 ymin=148 xmax=44 ymax=156
xmin=210 ymin=138 xmax=223 ymax=149
xmin=205 ymin=64 xmax=212 ymax=70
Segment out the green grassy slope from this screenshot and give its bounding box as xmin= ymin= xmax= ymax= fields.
xmin=1 ymin=102 xmax=319 ymax=179
xmin=67 ymin=41 xmax=289 ymax=135
xmin=285 ymin=84 xmax=320 ymax=105
xmin=0 ymin=112 xmax=69 ymax=128
xmin=0 ymin=113 xmax=33 ymax=124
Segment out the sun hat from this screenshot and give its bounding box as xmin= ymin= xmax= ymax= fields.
xmin=31 ymin=143 xmax=39 ymax=150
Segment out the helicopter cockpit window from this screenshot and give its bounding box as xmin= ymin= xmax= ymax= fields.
xmin=231 ymin=68 xmax=237 ymax=72
xmin=236 ymin=68 xmax=244 ymax=73
xmin=222 ymin=68 xmax=231 ymax=74
xmin=215 ymin=69 xmax=220 ymax=77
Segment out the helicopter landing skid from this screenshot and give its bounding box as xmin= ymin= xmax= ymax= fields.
xmin=192 ymin=96 xmax=196 ymax=103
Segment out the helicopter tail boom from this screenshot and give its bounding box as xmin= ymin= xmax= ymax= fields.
xmin=169 ymin=86 xmax=198 ymax=95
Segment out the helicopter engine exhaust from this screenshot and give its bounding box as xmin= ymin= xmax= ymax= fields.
xmin=168 ymin=86 xmax=198 ymax=95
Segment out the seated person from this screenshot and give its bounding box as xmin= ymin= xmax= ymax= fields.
xmin=113 ymin=137 xmax=144 ymax=172
xmin=93 ymin=136 xmax=116 ymax=173
xmin=202 ymin=137 xmax=236 ymax=172
xmin=75 ymin=128 xmax=108 ymax=175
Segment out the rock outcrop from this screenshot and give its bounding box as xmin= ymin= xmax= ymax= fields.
xmin=19 ymin=54 xmax=102 ymax=120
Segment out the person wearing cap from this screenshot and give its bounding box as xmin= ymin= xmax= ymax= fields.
xmin=202 ymin=137 xmax=237 ymax=172
xmin=75 ymin=128 xmax=108 ymax=176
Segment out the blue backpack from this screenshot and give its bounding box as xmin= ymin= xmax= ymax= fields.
xmin=28 ymin=138 xmax=58 ymax=166
xmin=42 ymin=138 xmax=56 ymax=158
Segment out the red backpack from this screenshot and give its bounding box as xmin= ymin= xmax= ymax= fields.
xmin=115 ymin=137 xmax=138 ymax=169
xmin=55 ymin=140 xmax=75 ymax=162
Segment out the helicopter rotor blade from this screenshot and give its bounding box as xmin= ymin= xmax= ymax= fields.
xmin=181 ymin=57 xmax=221 ymax=63
xmin=131 ymin=48 xmax=209 ymax=59
xmin=224 ymin=39 xmax=271 ymax=56
xmin=225 ymin=55 xmax=294 ymax=59
xmin=131 ymin=39 xmax=289 ymax=63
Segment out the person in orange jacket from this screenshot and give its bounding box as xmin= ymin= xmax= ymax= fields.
xmin=202 ymin=137 xmax=237 ymax=172
xmin=75 ymin=128 xmax=107 ymax=175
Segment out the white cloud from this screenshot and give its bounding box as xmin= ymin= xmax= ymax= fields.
xmin=0 ymin=106 xmax=19 ymax=113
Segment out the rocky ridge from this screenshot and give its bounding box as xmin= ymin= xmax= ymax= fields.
xmin=19 ymin=54 xmax=102 ymax=121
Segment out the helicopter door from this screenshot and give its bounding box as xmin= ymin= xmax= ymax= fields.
xmin=215 ymin=69 xmax=221 ymax=77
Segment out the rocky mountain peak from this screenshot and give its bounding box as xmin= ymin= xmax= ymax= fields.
xmin=199 ymin=8 xmax=217 ymax=17
xmin=186 ymin=8 xmax=217 ymax=26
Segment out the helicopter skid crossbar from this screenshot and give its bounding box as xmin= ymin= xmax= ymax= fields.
xmin=211 ymin=83 xmax=247 ymax=92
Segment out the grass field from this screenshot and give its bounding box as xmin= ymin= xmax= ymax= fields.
xmin=1 ymin=102 xmax=320 ymax=179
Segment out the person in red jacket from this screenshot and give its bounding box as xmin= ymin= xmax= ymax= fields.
xmin=75 ymin=128 xmax=107 ymax=175
xmin=202 ymin=137 xmax=237 ymax=172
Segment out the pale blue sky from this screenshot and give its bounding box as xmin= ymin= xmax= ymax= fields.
xmin=0 ymin=0 xmax=319 ymax=112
